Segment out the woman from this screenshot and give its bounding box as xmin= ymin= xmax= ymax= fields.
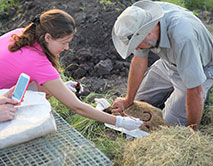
xmin=0 ymin=9 xmax=142 ymax=130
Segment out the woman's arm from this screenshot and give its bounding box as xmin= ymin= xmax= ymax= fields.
xmin=43 ymin=78 xmax=117 ymax=125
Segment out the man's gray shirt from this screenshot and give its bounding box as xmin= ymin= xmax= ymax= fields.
xmin=133 ymin=2 xmax=213 ymax=88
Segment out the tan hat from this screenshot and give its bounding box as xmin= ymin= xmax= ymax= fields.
xmin=112 ymin=0 xmax=164 ymax=59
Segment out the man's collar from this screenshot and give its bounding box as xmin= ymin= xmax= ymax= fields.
xmin=158 ymin=18 xmax=171 ymax=48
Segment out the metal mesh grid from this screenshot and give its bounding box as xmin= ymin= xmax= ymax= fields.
xmin=0 ymin=111 xmax=112 ymax=166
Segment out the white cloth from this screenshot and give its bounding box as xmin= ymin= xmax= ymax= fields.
xmin=105 ymin=123 xmax=149 ymax=138
xmin=0 ymin=90 xmax=57 ymax=149
xmin=95 ymin=98 xmax=111 ymax=111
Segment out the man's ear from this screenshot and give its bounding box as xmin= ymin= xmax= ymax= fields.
xmin=44 ymin=33 xmax=52 ymax=43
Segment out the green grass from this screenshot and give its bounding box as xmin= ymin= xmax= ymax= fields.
xmin=92 ymin=136 xmax=126 ymax=164
xmin=49 ymin=70 xmax=127 ymax=162
xmin=49 ymin=92 xmax=126 ymax=162
xmin=209 ymin=87 xmax=213 ymax=105
xmin=99 ymin=0 xmax=116 ymax=5
xmin=159 ymin=0 xmax=213 ymax=11
xmin=159 ymin=0 xmax=184 ymax=6
xmin=0 ymin=0 xmax=20 ymax=12
xmin=205 ymin=0 xmax=213 ymax=11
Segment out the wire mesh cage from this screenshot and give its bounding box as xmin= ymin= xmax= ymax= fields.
xmin=0 ymin=111 xmax=112 ymax=166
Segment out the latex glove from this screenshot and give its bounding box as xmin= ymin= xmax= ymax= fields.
xmin=64 ymin=81 xmax=84 ymax=93
xmin=115 ymin=116 xmax=143 ymax=131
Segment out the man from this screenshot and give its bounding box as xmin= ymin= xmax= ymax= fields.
xmin=112 ymin=0 xmax=213 ymax=130
xmin=0 ymin=87 xmax=17 ymax=122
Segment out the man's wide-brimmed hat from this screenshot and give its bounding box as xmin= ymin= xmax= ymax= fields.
xmin=112 ymin=0 xmax=164 ymax=59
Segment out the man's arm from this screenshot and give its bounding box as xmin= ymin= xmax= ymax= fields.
xmin=126 ymin=55 xmax=148 ymax=103
xmin=112 ymin=55 xmax=148 ymax=112
xmin=186 ymin=85 xmax=204 ymax=131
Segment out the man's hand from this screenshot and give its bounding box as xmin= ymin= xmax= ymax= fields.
xmin=0 ymin=104 xmax=17 ymax=122
xmin=112 ymin=97 xmax=133 ymax=113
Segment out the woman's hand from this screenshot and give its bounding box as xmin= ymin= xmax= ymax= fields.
xmin=115 ymin=116 xmax=143 ymax=130
xmin=0 ymin=87 xmax=17 ymax=105
xmin=0 ymin=104 xmax=17 ymax=122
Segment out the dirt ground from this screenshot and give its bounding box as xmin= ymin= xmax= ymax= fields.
xmin=0 ymin=0 xmax=213 ymax=96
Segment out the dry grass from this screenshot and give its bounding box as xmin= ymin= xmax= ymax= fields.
xmin=122 ymin=126 xmax=213 ymax=166
xmin=111 ymin=104 xmax=213 ymax=166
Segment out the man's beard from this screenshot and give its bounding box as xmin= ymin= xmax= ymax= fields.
xmin=143 ymin=39 xmax=158 ymax=48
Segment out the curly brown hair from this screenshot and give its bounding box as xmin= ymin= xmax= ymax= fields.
xmin=8 ymin=9 xmax=76 ymax=70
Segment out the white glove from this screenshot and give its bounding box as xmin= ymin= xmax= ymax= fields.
xmin=64 ymin=81 xmax=84 ymax=93
xmin=115 ymin=116 xmax=143 ymax=131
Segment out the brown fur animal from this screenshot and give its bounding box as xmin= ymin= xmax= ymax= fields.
xmin=104 ymin=101 xmax=167 ymax=132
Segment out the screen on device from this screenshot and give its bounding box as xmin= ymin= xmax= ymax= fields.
xmin=13 ymin=76 xmax=28 ymax=100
